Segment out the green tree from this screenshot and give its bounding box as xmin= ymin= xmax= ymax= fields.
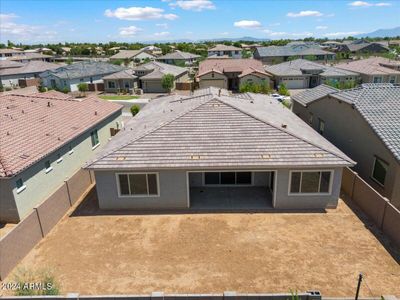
xmin=130 ymin=104 xmax=140 ymax=116
xmin=241 ymin=50 xmax=252 ymax=59
xmin=65 ymin=57 xmax=73 ymax=65
xmin=77 ymin=82 xmax=88 ymax=97
xmin=278 ymin=83 xmax=290 ymax=96
xmin=161 ymin=74 xmax=175 ymax=93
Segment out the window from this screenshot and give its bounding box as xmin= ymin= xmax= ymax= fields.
xmin=204 ymin=172 xmax=252 ymax=185
xmin=90 ymin=129 xmax=100 ymax=148
xmin=56 ymin=153 xmax=63 ymax=163
xmin=289 ymin=171 xmax=332 ymax=195
xmin=309 ymin=113 xmax=313 ymax=125
xmin=16 ymin=178 xmax=26 ymax=193
xmin=68 ymin=144 xmax=74 ymax=155
xmin=318 ymin=118 xmax=325 ymax=135
xmin=371 ymin=157 xmax=388 ymax=186
xmin=108 ymin=81 xmax=116 ymax=89
xmin=44 ymin=160 xmax=52 ymax=173
xmin=373 ymin=76 xmax=382 ymax=83
xmin=117 ymin=173 xmax=159 ymax=196
xmin=389 ymin=76 xmax=396 ymax=84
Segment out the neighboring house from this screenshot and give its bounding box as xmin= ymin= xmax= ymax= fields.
xmin=207 ymin=44 xmax=242 ymax=59
xmin=103 ymin=69 xmax=138 ymax=93
xmin=0 ymin=60 xmax=60 ymax=88
xmin=142 ymin=45 xmax=163 ymax=56
xmin=336 ymin=40 xmax=389 ymax=54
xmin=0 ymin=91 xmax=123 ymax=223
xmin=254 ymin=44 xmax=335 ymax=64
xmin=336 ymin=57 xmax=400 ymax=84
xmin=0 ymin=49 xmax=25 ymax=60
xmin=85 ymin=87 xmax=353 ymax=211
xmin=133 ymin=61 xmax=189 ymax=93
xmin=265 ymin=59 xmax=359 ymax=89
xmin=156 ymin=50 xmax=201 ymax=66
xmin=8 ymin=52 xmax=54 ymax=63
xmin=40 ymin=61 xmax=126 ymax=92
xmin=197 ymin=58 xmax=272 ymax=91
xmin=291 ymin=83 xmax=400 ymax=209
xmin=109 ymin=49 xmax=156 ymax=67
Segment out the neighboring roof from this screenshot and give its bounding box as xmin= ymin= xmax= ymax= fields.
xmin=208 ymin=44 xmax=242 ymax=52
xmin=0 ymin=60 xmax=60 ymax=76
xmin=329 ymin=84 xmax=400 ymax=162
xmin=0 ymin=49 xmax=23 ymax=54
xmin=110 ymin=49 xmax=154 ymax=60
xmin=0 ymin=91 xmax=123 ymax=177
xmin=336 ymin=57 xmax=400 ymax=75
xmin=265 ymin=59 xmax=359 ymax=77
xmin=85 ymin=87 xmax=354 ymax=170
xmin=157 ymin=50 xmax=201 ymax=60
xmin=8 ymin=53 xmax=53 ymax=61
xmin=102 ymin=69 xmax=137 ymax=80
xmin=134 ymin=61 xmax=188 ymax=79
xmin=40 ymin=61 xmax=126 ymax=79
xmin=255 ymin=44 xmax=334 ymax=58
xmin=198 ymin=59 xmax=271 ymax=77
xmin=291 ymin=84 xmax=340 ymax=106
xmin=0 ymin=60 xmax=24 ymax=69
xmin=345 ymin=42 xmax=389 ymax=52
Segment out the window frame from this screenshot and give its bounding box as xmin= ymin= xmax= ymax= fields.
xmin=318 ymin=118 xmax=325 ymax=135
xmin=371 ymin=156 xmax=389 ymax=187
xmin=203 ymin=171 xmax=253 ymax=186
xmin=115 ymin=172 xmax=160 ymax=198
xmin=16 ymin=178 xmax=26 ymax=194
xmin=288 ymin=170 xmax=334 ymax=196
xmin=90 ymin=129 xmax=100 ymax=149
xmin=44 ymin=160 xmax=53 ymax=174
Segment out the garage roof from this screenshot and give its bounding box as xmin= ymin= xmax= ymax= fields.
xmin=85 ymin=88 xmax=354 ymax=170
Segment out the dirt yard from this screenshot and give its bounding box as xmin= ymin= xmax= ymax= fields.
xmin=3 ymin=191 xmax=400 ymax=297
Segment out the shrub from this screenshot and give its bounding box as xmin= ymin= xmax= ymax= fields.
xmin=13 ymin=268 xmax=60 ymax=296
xmin=61 ymin=87 xmax=70 ymax=94
xmin=161 ymin=74 xmax=175 ymax=93
xmin=130 ymin=104 xmax=140 ymax=116
xmin=326 ymin=79 xmax=357 ymax=90
xmin=77 ymin=82 xmax=88 ymax=97
xmin=5 ymin=86 xmax=12 ymax=91
xmin=37 ymin=85 xmax=46 ymax=93
xmin=278 ymin=83 xmax=290 ymax=96
xmin=0 ymin=85 xmax=4 ymax=92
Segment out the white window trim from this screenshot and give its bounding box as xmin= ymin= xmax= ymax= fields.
xmin=288 ymin=170 xmax=334 ymax=196
xmin=16 ymin=185 xmax=26 ymax=194
xmin=202 ymin=171 xmax=254 ymax=186
xmin=115 ymin=172 xmax=160 ymax=198
xmin=92 ymin=143 xmax=100 ymax=150
xmin=56 ymin=156 xmax=63 ymax=163
xmin=68 ymin=147 xmax=74 ymax=155
xmin=370 ymin=156 xmax=388 ymax=187
xmin=91 ymin=130 xmax=100 ymax=149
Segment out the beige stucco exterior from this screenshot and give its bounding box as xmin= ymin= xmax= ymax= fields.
xmin=198 ymin=72 xmax=227 ymax=89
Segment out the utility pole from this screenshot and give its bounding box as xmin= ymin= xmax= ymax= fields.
xmin=355 ymin=273 xmax=363 ymax=300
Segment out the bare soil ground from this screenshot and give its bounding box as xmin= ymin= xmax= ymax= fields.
xmin=3 ymin=191 xmax=400 ymax=297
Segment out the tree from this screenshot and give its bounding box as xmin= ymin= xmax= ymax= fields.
xmin=278 ymin=83 xmax=290 ymax=96
xmin=65 ymin=57 xmax=73 ymax=65
xmin=241 ymin=50 xmax=252 ymax=59
xmin=130 ymin=104 xmax=140 ymax=116
xmin=161 ymin=74 xmax=175 ymax=93
xmin=77 ymin=83 xmax=88 ymax=97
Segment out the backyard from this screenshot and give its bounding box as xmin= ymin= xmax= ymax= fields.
xmin=99 ymin=95 xmax=140 ymax=100
xmin=3 ymin=190 xmax=399 ymax=297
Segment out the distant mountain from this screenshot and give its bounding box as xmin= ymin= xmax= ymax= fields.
xmin=355 ymin=27 xmax=400 ymax=38
xmin=201 ymin=36 xmax=270 ymax=42
xmin=139 ymin=36 xmax=269 ymax=44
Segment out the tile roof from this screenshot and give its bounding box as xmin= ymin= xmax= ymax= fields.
xmin=208 ymin=44 xmax=242 ymax=52
xmin=8 ymin=53 xmax=53 ymax=61
xmin=86 ymin=88 xmax=353 ymax=170
xmin=336 ymin=57 xmax=400 ymax=75
xmin=40 ymin=61 xmax=126 ymax=79
xmin=198 ymin=59 xmax=271 ymax=77
xmin=102 ymin=69 xmax=137 ymax=80
xmin=255 ymin=44 xmax=334 ymax=58
xmin=265 ymin=59 xmax=358 ymax=77
xmin=0 ymin=60 xmax=24 ymax=69
xmin=291 ymin=84 xmax=339 ymax=106
xmin=0 ymin=91 xmax=122 ymax=177
xmin=157 ymin=50 xmax=201 ymax=60
xmin=0 ymin=60 xmax=60 ymax=76
xmin=133 ymin=61 xmax=188 ymax=79
xmin=110 ymin=49 xmax=154 ymax=60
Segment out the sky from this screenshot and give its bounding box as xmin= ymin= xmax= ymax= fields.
xmin=0 ymin=0 xmax=399 ymax=44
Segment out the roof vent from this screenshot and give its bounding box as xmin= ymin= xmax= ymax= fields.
xmin=116 ymin=156 xmax=126 ymax=161
xmin=281 ymin=124 xmax=287 ymax=129
xmin=261 ymin=154 xmax=271 ymax=159
xmin=314 ymin=153 xmax=325 ymax=158
xmin=95 ymin=111 xmax=98 ymax=115
xmin=190 ymin=155 xmax=201 ymax=160
xmin=47 ymin=101 xmax=51 ymax=107
xmin=218 ymin=89 xmax=221 ymax=96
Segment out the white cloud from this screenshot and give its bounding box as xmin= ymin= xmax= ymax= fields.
xmin=263 ymin=29 xmax=314 ymax=38
xmin=154 ymin=31 xmax=170 ymax=37
xmin=348 ymin=1 xmax=391 ymax=6
xmin=233 ymin=20 xmax=262 ymax=29
xmin=119 ymin=26 xmax=143 ymax=37
xmin=316 ymin=25 xmax=328 ymax=30
xmin=269 ymin=22 xmax=281 ymax=26
xmin=169 ymin=0 xmax=215 ymax=11
xmin=324 ymin=31 xmax=364 ymax=37
xmin=105 ymin=7 xmax=178 ymax=20
xmin=156 ymin=23 xmax=169 ymax=29
xmin=287 ymin=10 xmax=323 ymax=17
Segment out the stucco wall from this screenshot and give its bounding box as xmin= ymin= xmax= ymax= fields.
xmin=239 ymin=74 xmax=272 ymax=88
xmin=292 ymin=96 xmax=400 ymax=209
xmin=41 ymin=74 xmax=105 ymax=92
xmin=199 ymin=72 xmax=228 ymax=89
xmin=0 ymin=112 xmax=121 ymax=223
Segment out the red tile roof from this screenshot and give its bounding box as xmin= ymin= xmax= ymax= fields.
xmin=0 ymin=91 xmax=122 ymax=177
xmin=198 ymin=58 xmax=271 ymax=77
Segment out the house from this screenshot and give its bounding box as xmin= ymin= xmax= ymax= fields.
xmin=291 ymin=83 xmax=400 ymax=209
xmin=142 ymin=45 xmax=163 ymax=56
xmin=40 ymin=61 xmax=126 ymax=92
xmin=207 ymin=44 xmax=242 ymax=59
xmin=8 ymin=52 xmax=54 ymax=63
xmin=132 ymin=61 xmax=189 ymax=93
xmin=109 ymin=49 xmax=156 ymax=66
xmin=254 ymin=44 xmax=335 ymax=64
xmin=0 ymin=49 xmax=25 ymax=60
xmin=156 ymin=50 xmax=201 ymax=66
xmin=103 ymin=69 xmax=138 ymax=93
xmin=336 ymin=40 xmax=389 ymax=54
xmin=336 ymin=57 xmax=400 ymax=84
xmin=197 ymin=58 xmax=272 ymax=91
xmin=0 ymin=91 xmax=123 ymax=223
xmin=265 ymin=59 xmax=359 ymax=89
xmin=0 ymin=60 xmax=60 ymax=88
xmin=85 ymin=87 xmax=353 ymax=211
